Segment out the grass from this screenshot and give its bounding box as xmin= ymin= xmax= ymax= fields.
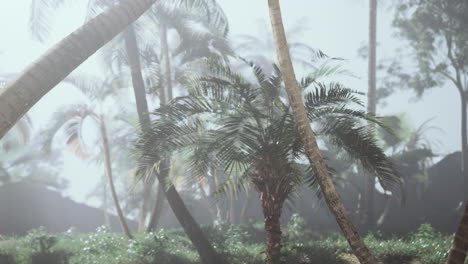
xmin=0 ymin=216 xmax=458 ymax=264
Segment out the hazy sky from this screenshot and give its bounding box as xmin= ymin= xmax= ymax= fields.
xmin=0 ymin=1 xmax=459 ymax=203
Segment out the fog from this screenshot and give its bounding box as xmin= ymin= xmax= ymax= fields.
xmin=0 ymin=1 xmax=466 ymax=263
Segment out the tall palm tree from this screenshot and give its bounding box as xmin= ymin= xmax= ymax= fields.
xmin=41 ymin=73 xmax=133 ymax=238
xmin=79 ymin=0 xmax=230 ymax=231
xmin=362 ymin=0 xmax=378 ymax=229
xmin=0 ymin=0 xmax=158 ymax=140
xmin=267 ymin=0 xmax=387 ymax=263
xmin=137 ymin=58 xmax=400 ymax=264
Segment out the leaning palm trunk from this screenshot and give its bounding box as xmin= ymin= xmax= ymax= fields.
xmin=99 ymin=117 xmax=133 ymax=238
xmin=123 ymin=25 xmax=155 ymax=232
xmin=267 ymin=1 xmax=382 ymax=263
xmin=0 ymin=0 xmax=158 ymax=140
xmin=146 ymin=171 xmax=167 ymax=232
xmin=145 ymin=26 xmax=174 ymax=231
xmin=362 ymin=0 xmax=378 ymax=230
xmin=447 ymin=202 xmax=468 ymax=264
xmin=124 ymin=22 xmax=225 ymax=264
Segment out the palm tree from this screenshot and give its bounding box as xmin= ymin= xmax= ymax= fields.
xmin=0 ymin=0 xmax=158 ymax=140
xmin=362 ymin=0 xmax=378 ymax=229
xmin=28 ymin=0 xmax=231 ymax=237
xmin=41 ymin=73 xmax=133 ymax=237
xmin=137 ymin=58 xmax=400 ymax=264
xmin=266 ymin=0 xmax=387 ymax=263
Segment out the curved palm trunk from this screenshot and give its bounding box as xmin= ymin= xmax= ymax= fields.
xmin=362 ymin=0 xmax=377 ymax=230
xmin=447 ymin=202 xmax=468 ymax=264
xmin=99 ymin=117 xmax=133 ymax=238
xmin=124 ymin=23 xmax=225 ymax=264
xmin=267 ymin=1 xmax=381 ymax=263
xmin=0 ymin=0 xmax=158 ymax=140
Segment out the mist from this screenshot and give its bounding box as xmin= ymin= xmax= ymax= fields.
xmin=0 ymin=1 xmax=466 ymax=264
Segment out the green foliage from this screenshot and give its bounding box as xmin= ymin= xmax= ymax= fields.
xmin=0 ymin=222 xmax=455 ymax=264
xmin=392 ymin=0 xmax=468 ymax=96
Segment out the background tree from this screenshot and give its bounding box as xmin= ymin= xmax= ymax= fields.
xmin=40 ymin=73 xmax=133 ymax=237
xmin=392 ymin=1 xmax=468 ymax=262
xmin=363 ymin=0 xmax=378 ymax=230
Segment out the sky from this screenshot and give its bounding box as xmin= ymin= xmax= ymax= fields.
xmin=0 ymin=0 xmax=459 ymax=204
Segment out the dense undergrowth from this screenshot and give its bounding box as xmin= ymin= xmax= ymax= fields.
xmin=0 ymin=215 xmax=456 ymax=264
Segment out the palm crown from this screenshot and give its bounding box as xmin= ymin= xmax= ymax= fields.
xmin=138 ymin=58 xmax=402 ymax=203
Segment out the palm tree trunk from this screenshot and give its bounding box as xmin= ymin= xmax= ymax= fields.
xmin=262 ymin=198 xmax=283 ymax=264
xmin=461 ymin=99 xmax=468 ymax=202
xmin=124 ymin=25 xmax=156 ymax=232
xmin=240 ymin=188 xmax=253 ymax=222
xmin=0 ymin=0 xmax=158 ymax=140
xmin=159 ymin=175 xmax=228 ymax=264
xmin=199 ymin=183 xmax=217 ymax=221
xmin=99 ymin=117 xmax=133 ymax=238
xmin=447 ymin=97 xmax=468 ymax=264
xmin=103 ymin=181 xmax=111 ymax=227
xmin=447 ymin=202 xmax=468 ymax=264
xmin=124 ymin=21 xmax=225 ymax=264
xmin=267 ymin=1 xmax=381 ymax=263
xmin=229 ymin=195 xmax=236 ymax=224
xmin=363 ymin=0 xmax=377 ymax=231
xmin=146 ymin=176 xmax=167 ymax=232
xmin=161 ymin=23 xmax=173 ymax=101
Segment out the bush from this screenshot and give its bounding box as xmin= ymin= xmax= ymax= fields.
xmin=0 ymin=222 xmax=455 ymax=264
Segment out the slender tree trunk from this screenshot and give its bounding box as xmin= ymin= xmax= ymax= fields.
xmin=147 ymin=178 xmax=167 ymax=232
xmin=240 ymin=188 xmax=253 ymax=222
xmin=161 ymin=24 xmax=173 ymax=101
xmin=212 ymin=167 xmax=224 ymax=221
xmin=124 ymin=21 xmax=224 ymax=264
xmin=103 ymin=181 xmax=111 ymax=227
xmin=99 ymin=117 xmax=133 ymax=238
xmin=229 ymin=195 xmax=236 ymax=224
xmin=145 ymin=28 xmax=174 ymax=231
xmin=267 ymin=1 xmax=381 ymax=263
xmin=123 ymin=25 xmax=155 ymax=232
xmin=159 ymin=176 xmax=228 ymax=264
xmin=461 ymin=99 xmax=468 ymax=202
xmin=363 ymin=0 xmax=377 ymax=231
xmin=262 ymin=199 xmax=283 ymax=264
xmin=0 ymin=0 xmax=158 ymax=140
xmin=199 ymin=183 xmax=217 ymax=221
xmin=447 ymin=202 xmax=468 ymax=264
xmin=447 ymin=98 xmax=468 ymax=264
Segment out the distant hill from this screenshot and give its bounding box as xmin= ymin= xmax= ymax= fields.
xmin=0 ymin=182 xmax=137 ymax=235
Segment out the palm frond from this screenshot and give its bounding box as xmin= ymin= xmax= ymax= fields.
xmin=319 ymin=118 xmax=403 ymax=197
